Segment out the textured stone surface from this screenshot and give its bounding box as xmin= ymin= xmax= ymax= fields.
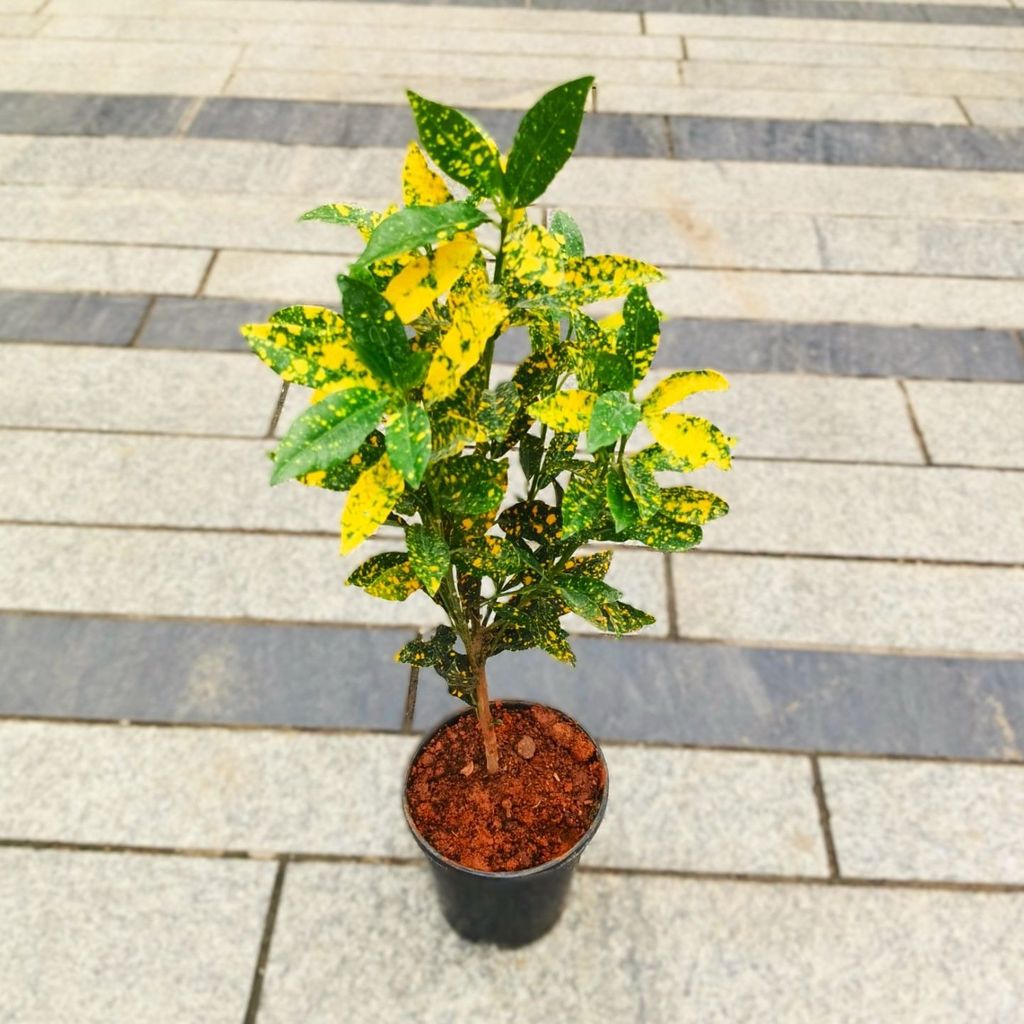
xmin=413 ymin=636 xmax=1024 ymax=761
xmin=261 ymin=862 xmax=1024 ymax=1023
xmin=139 ymin=296 xmax=276 ymax=350
xmin=0 ymin=91 xmax=190 ymax=137
xmin=0 ymin=289 xmax=147 ymax=345
xmin=0 ymin=614 xmax=412 ymax=730
xmin=671 ymin=552 xmax=1024 ymax=656
xmin=589 ymin=745 xmax=827 ymax=875
xmin=0 ymin=720 xmax=419 ymax=856
xmin=905 ymin=381 xmax=1024 ymax=468
xmin=0 ymin=344 xmax=280 ymax=436
xmin=823 ymin=758 xmax=1024 ymax=884
xmin=0 ymin=847 xmax=272 ymax=1024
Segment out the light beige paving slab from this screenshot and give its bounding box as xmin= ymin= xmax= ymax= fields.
xmin=0 ymin=345 xmax=280 ymax=436
xmin=573 ymin=206 xmax=1024 ymax=278
xmin=683 ymin=61 xmax=1024 ymax=101
xmin=0 ymin=13 xmax=41 ymax=33
xmin=671 ymin=553 xmax=1024 ymax=656
xmin=0 ymin=0 xmax=43 ymax=11
xmin=204 ymin=249 xmax=341 ymax=303
xmin=7 ymin=137 xmax=1024 ymax=224
xmin=648 ymin=12 xmax=1024 ymax=49
xmin=589 ymin=745 xmax=827 ymax=876
xmin=822 ymin=758 xmax=1024 ymax=885
xmin=0 ymin=184 xmax=371 ymax=254
xmin=261 ymin=862 xmax=1024 ymax=1024
xmin=0 ymin=62 xmax=232 ymax=95
xmin=961 ymin=96 xmax=1024 ymax=126
xmin=646 ymin=269 xmax=1024 ymax=329
xmin=904 ymin=381 xmax=1024 ymax=469
xmin=0 ymin=240 xmax=210 ymax=295
xmin=40 ymin=14 xmax=682 ymax=56
xmin=0 ymin=848 xmax=273 ymax=1024
xmin=686 ymin=37 xmax=1024 ymax=74
xmin=600 ymin=84 xmax=964 ymax=124
xmin=45 ymin=0 xmax=641 ymax=35
xmin=0 ymin=720 xmax=419 ymax=856
xmin=0 ymin=36 xmax=240 ymax=66
xmin=696 ymin=462 xmax=1024 ymax=564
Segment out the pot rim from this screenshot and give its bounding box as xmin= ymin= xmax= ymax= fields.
xmin=402 ymin=698 xmax=609 ymax=880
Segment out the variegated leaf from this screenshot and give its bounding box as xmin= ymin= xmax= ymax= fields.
xmin=606 ymin=464 xmax=640 ymax=532
xmin=528 ymin=389 xmax=597 ymax=433
xmin=479 ymin=380 xmax=520 ymax=439
xmin=646 ymin=413 xmax=736 ymax=471
xmin=593 ymin=286 xmax=660 ymax=391
xmin=625 ymin=516 xmax=703 ymax=553
xmin=346 ymin=551 xmax=422 ymax=601
xmin=501 ymin=219 xmax=564 ymax=302
xmin=428 ymin=453 xmax=507 ymax=514
xmin=299 ymin=203 xmax=378 ymax=239
xmin=396 ymin=624 xmax=458 ymax=667
xmin=385 ymin=403 xmax=432 ymax=487
xmin=562 ymin=549 xmax=612 ymax=581
xmin=659 ymin=486 xmax=730 ymax=524
xmin=555 ymin=254 xmax=662 ymax=309
xmin=406 ymin=524 xmax=451 ymax=596
xmin=340 ymin=453 xmax=405 ymax=554
xmin=622 ymin=452 xmax=661 ymax=519
xmin=643 ymin=369 xmax=729 ymax=416
xmin=298 ymin=431 xmax=385 ymax=491
xmin=493 ymin=598 xmax=575 ymax=665
xmin=549 ymin=209 xmax=585 ymax=258
xmin=382 ymin=235 xmax=477 ymax=324
xmin=586 ymin=390 xmax=641 ymax=452
xmin=562 ymin=462 xmax=606 ymax=536
xmin=499 ymin=500 xmax=562 ymax=543
xmin=402 ymin=141 xmax=452 ymax=207
xmin=453 ymin=535 xmax=522 ymax=579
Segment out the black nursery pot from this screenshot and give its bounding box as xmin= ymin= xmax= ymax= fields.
xmin=402 ymin=701 xmax=609 ymax=948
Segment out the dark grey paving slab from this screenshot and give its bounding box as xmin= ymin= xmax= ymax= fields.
xmin=0 ymin=92 xmax=190 ymax=138
xmin=0 ymin=614 xmax=412 ymax=731
xmin=669 ymin=116 xmax=1024 ymax=172
xmin=0 ymin=291 xmax=148 ymax=346
xmin=138 ymin=296 xmax=280 ymax=351
xmin=498 ymin=320 xmax=1024 ymax=381
xmin=414 ymin=637 xmax=1024 ymax=762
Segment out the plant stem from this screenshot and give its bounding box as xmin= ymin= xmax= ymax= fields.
xmin=469 ymin=634 xmax=499 ymax=774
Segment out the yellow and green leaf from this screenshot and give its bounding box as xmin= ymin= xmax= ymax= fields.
xmin=406 ymin=524 xmax=451 ymax=596
xmin=478 ymin=380 xmax=520 ymax=439
xmin=453 ymin=535 xmax=522 ymax=579
xmin=346 ymin=551 xmax=421 ymax=601
xmin=586 ymin=390 xmax=641 ymax=452
xmin=562 ymin=462 xmax=606 ymax=536
xmin=297 ymin=431 xmax=385 ymax=491
xmin=427 ymin=453 xmax=507 ymax=514
xmin=499 ymin=500 xmax=562 ymax=543
xmin=355 ymin=200 xmax=488 ymax=270
xmin=402 ymin=141 xmax=452 ymax=207
xmin=659 ymin=486 xmax=729 ymax=524
xmin=646 ymin=413 xmax=736 ymax=471
xmin=501 ymin=220 xmax=564 ymax=302
xmin=385 ymin=403 xmax=432 ymax=487
xmin=299 ymin=203 xmax=378 ymax=239
xmin=340 ymin=453 xmax=406 ymax=554
xmin=528 ymin=389 xmax=597 ymax=433
xmin=382 ymin=234 xmax=477 ymax=323
xmin=592 ymin=286 xmax=660 ymax=391
xmin=643 ymin=369 xmax=729 ymax=416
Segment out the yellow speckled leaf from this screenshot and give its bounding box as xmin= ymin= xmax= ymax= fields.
xmin=659 ymin=486 xmax=730 ymax=524
xmin=502 ymin=220 xmax=564 ymax=302
xmin=527 ymin=389 xmax=597 ymax=432
xmin=559 ymin=254 xmax=662 ymax=306
xmin=340 ymin=453 xmax=405 ymax=554
xmin=382 ymin=235 xmax=477 ymax=323
xmin=643 ymin=369 xmax=729 ymax=416
xmin=646 ymin=413 xmax=736 ymax=472
xmin=402 ymin=141 xmax=453 ymax=207
xmin=422 ymin=265 xmax=508 ymax=403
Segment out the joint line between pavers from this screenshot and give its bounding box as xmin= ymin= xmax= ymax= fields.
xmin=243 ymin=859 xmax=287 ymax=1024
xmin=194 ymin=250 xmax=219 ymax=299
xmin=126 ymin=295 xmax=157 ymax=350
xmin=954 ymin=96 xmax=975 ymax=126
xmin=810 ymin=755 xmax=842 ymax=880
xmin=896 ymin=378 xmax=934 ymax=465
xmin=174 ymin=97 xmax=206 ymax=139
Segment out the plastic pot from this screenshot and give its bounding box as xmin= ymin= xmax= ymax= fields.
xmin=402 ymin=700 xmax=609 ymax=948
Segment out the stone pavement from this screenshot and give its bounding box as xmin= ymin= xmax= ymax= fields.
xmin=1 ymin=0 xmax=1023 ymax=1020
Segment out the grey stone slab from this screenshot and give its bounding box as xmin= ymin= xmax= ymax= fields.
xmin=414 ymin=637 xmax=1024 ymax=761
xmin=0 ymin=290 xmax=147 ymax=345
xmin=0 ymin=848 xmax=273 ymax=1024
xmin=138 ymin=296 xmax=279 ymax=350
xmin=0 ymin=720 xmax=419 ymax=856
xmin=0 ymin=614 xmax=411 ymax=731
xmin=261 ymin=862 xmax=1024 ymax=1024
xmin=822 ymin=758 xmax=1024 ymax=884
xmin=0 ymin=91 xmax=189 ymax=137
xmin=669 ymin=116 xmax=1024 ymax=172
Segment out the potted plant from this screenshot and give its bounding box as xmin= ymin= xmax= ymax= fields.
xmin=242 ymin=77 xmax=735 ymax=947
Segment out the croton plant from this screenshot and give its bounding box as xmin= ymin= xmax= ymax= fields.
xmin=243 ymin=78 xmax=735 ymax=774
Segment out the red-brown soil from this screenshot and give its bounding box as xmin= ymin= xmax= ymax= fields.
xmin=406 ymin=703 xmax=606 ymax=873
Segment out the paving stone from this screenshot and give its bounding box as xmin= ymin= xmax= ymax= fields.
xmin=0 ymin=345 xmax=280 ymax=436
xmin=589 ymin=745 xmax=827 ymax=875
xmin=0 ymin=848 xmax=273 ymax=1024
xmin=139 ymin=296 xmax=277 ymax=350
xmin=203 ymin=250 xmax=345 ymax=303
xmin=0 ymin=614 xmax=412 ymax=730
xmin=961 ymin=96 xmax=1024 ymax=126
xmin=0 ymin=720 xmax=419 ymax=856
xmin=654 ymin=319 xmax=1024 ymax=381
xmin=0 ymin=240 xmax=210 ymax=296
xmin=261 ymin=861 xmax=1024 ymax=1023
xmin=904 ymin=381 xmax=1024 ymax=468
xmin=822 ymin=758 xmax=1024 ymax=884
xmin=671 ymin=552 xmax=1024 ymax=656
xmin=415 ymin=634 xmax=1024 ymax=760
xmin=0 ymin=289 xmax=147 ymax=345
xmin=0 ymin=91 xmax=190 ymax=137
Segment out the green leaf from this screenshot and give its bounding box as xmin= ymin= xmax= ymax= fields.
xmin=593 ymin=286 xmax=661 ymax=391
xmin=586 ymin=391 xmax=642 ymax=452
xmin=396 ymin=625 xmax=458 ymax=667
xmin=562 ymin=462 xmax=606 ymax=536
xmin=298 ymin=431 xmax=385 ymax=491
xmin=538 ymin=432 xmax=580 ymax=487
xmin=346 ymin=551 xmax=421 ymax=601
xmin=338 ymin=276 xmax=430 ymax=392
xmin=504 ymin=77 xmax=593 ymax=207
xmin=592 ymin=602 xmax=655 ymax=635
xmin=659 ymin=486 xmax=730 ymax=524
xmin=428 ymin=454 xmax=507 ymax=514
xmin=556 ymin=575 xmax=621 ymax=622
xmin=271 ymin=388 xmax=388 ymax=486
xmin=354 ymin=200 xmax=489 ymax=270
xmin=512 ymin=347 xmax=561 ymax=406
xmin=519 ymin=432 xmax=544 ymax=479
xmin=385 ymin=404 xmax=432 ymax=487
xmin=622 ymin=452 xmax=661 ymax=519
xmin=298 ymin=203 xmax=378 ymax=236
xmin=606 ymin=464 xmax=639 ymax=532
xmin=478 ymin=381 xmax=520 ymax=439
xmin=625 ymin=517 xmax=703 ymax=553
xmin=453 ymin=536 xmax=523 ymax=580
xmin=407 ymin=90 xmax=504 ymax=199
xmin=406 ymin=525 xmax=451 ymax=596
xmin=499 ymin=500 xmax=562 ymax=543
xmin=563 ymin=549 xmax=613 ymax=581
xmin=549 ymin=210 xmax=585 ymax=258
xmin=493 ymin=598 xmax=575 ymax=665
